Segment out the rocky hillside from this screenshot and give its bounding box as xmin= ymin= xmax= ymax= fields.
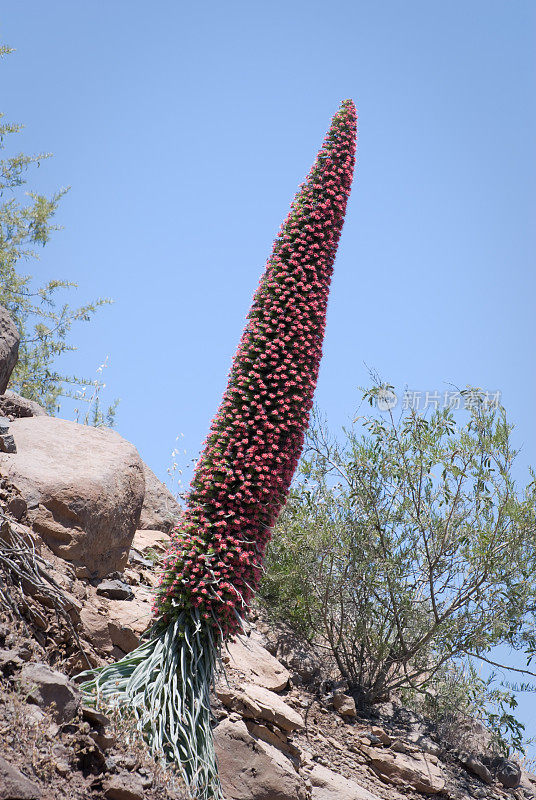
xmin=1 ymin=306 xmax=536 ymax=800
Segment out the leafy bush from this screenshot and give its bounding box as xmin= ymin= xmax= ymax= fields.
xmin=262 ymin=384 xmax=536 ymax=747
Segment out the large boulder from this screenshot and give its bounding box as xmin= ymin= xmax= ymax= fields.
xmin=0 ymin=416 xmax=145 ymax=577
xmin=139 ymin=463 xmax=181 ymax=532
xmin=214 ymin=717 xmax=308 ymax=800
xmin=495 ymin=759 xmax=521 ymax=789
xmin=0 ymin=307 xmax=19 ymax=394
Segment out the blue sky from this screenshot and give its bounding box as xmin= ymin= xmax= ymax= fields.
xmin=2 ymin=1 xmax=535 ymax=747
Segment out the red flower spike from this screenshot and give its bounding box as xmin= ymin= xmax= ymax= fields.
xmin=156 ymin=100 xmax=357 ymax=633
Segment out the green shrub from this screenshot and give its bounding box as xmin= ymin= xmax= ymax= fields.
xmin=262 ymin=384 xmax=536 ymax=749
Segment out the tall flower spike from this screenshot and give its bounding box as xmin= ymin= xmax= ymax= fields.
xmin=80 ymin=100 xmax=357 ymax=800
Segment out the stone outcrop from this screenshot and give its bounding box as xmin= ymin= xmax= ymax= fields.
xmin=216 ymin=683 xmax=304 ymax=732
xmin=0 ymin=390 xmax=47 ymax=420
xmin=360 ymin=743 xmax=445 ymax=794
xmin=0 ymin=307 xmax=19 ymax=395
xmin=214 ymin=717 xmax=308 ymax=800
xmin=223 ymin=630 xmax=290 ymax=691
xmin=0 ymin=416 xmax=145 ymax=577
xmin=308 ymin=763 xmax=382 ymax=800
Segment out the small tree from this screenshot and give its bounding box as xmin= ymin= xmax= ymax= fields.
xmin=0 ymin=45 xmax=111 ymax=414
xmin=262 ymin=385 xmax=536 ymax=744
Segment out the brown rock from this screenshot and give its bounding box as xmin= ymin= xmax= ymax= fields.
xmin=7 ymin=494 xmax=27 ymax=520
xmin=131 ymin=527 xmax=170 ymax=554
xmin=104 ymin=773 xmax=145 ymax=800
xmin=216 ymin=683 xmax=304 ymax=732
xmin=139 ymin=463 xmax=181 ymax=532
xmin=361 ymin=744 xmax=445 ymax=794
xmin=390 ymin=738 xmax=420 ymax=754
xmin=309 ymin=763 xmax=382 ymax=800
xmin=0 ymin=416 xmax=145 ymax=577
xmin=0 ymin=307 xmax=19 ymax=395
xmin=214 ymin=717 xmax=308 ymax=800
xmin=79 ymin=605 xmax=114 ymax=654
xmin=0 ymin=390 xmax=47 ymax=419
xmin=244 ymin=684 xmax=304 ymax=731
xmin=104 ymin=587 xmax=153 ymax=652
xmin=90 ymin=727 xmax=117 ymax=750
xmin=81 ymin=705 xmax=111 ymax=727
xmin=244 ymin=720 xmax=301 ymax=760
xmin=370 ymin=725 xmax=391 ymax=746
xmin=0 ymin=755 xmax=40 ymax=800
xmin=18 ymin=662 xmax=81 ymax=723
xmin=216 ymin=685 xmax=262 ymax=715
xmin=225 ymin=630 xmax=290 ymax=691
xmin=460 ymin=753 xmax=493 ymax=785
xmin=496 ymin=759 xmax=521 ymax=789
xmin=332 ymin=691 xmax=357 ymax=718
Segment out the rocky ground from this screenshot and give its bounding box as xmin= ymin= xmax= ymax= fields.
xmin=212 ymin=614 xmax=536 ymax=800
xmin=0 ymin=310 xmax=535 ymax=800
xmin=0 ymin=613 xmax=188 ymax=800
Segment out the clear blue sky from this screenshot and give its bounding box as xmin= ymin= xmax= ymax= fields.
xmin=2 ymin=1 xmax=535 ymax=747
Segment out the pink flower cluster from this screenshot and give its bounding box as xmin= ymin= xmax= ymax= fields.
xmin=156 ymin=100 xmax=357 ymax=636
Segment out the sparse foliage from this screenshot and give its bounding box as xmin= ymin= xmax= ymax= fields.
xmin=262 ymin=385 xmax=536 ymax=749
